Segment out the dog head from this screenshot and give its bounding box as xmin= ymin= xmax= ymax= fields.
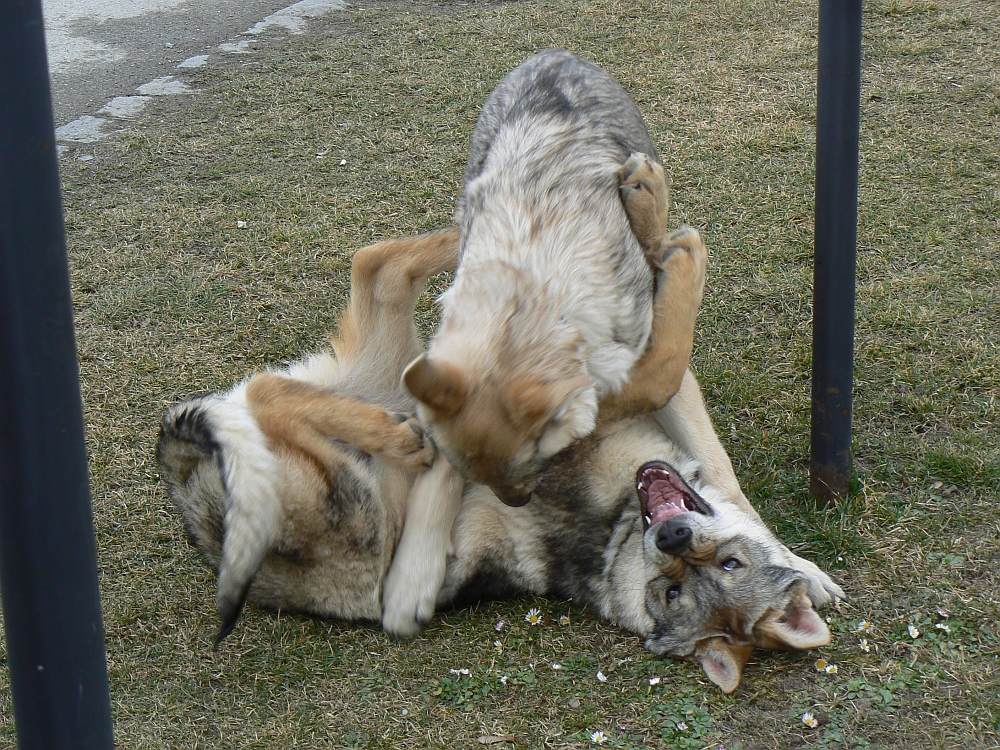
xmin=404 ymin=353 xmax=597 ymax=505
xmin=633 ymin=461 xmax=844 ymax=693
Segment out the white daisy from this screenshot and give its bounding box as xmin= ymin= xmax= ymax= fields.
xmin=802 ymin=712 xmax=819 ymax=729
xmin=596 ymin=670 xmax=607 ymax=683
xmin=590 ymin=730 xmax=607 ymax=745
xmin=525 ymin=608 xmax=542 ymax=626
xmin=908 ymin=625 xmax=920 ymax=639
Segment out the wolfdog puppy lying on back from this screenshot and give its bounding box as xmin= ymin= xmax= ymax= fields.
xmin=403 ymin=49 xmax=702 ymax=507
xmin=158 ymin=219 xmax=843 ymax=694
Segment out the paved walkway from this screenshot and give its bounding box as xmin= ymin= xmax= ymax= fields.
xmin=45 ymin=0 xmax=347 ymax=154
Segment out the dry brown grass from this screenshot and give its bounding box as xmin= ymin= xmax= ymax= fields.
xmin=1 ymin=0 xmax=998 ymax=747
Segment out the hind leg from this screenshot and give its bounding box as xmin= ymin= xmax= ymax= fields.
xmin=245 ymin=228 xmax=460 ymax=471
xmin=598 ymin=226 xmax=707 ymax=427
xmin=334 ymin=227 xmax=460 ymax=390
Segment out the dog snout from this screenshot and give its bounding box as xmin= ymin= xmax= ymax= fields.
xmin=655 ymin=518 xmax=692 ymax=554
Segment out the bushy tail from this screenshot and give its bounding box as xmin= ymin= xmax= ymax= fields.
xmin=157 ymin=391 xmax=283 ymax=644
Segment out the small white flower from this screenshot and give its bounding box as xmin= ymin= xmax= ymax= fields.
xmin=499 ymin=674 xmax=508 ymax=685
xmin=449 ymin=668 xmax=470 ymax=676
xmin=596 ymin=670 xmax=608 ymax=683
xmin=802 ymin=711 xmax=819 ymax=729
xmin=859 ymin=638 xmax=871 ymax=652
xmin=236 ymin=220 xmax=247 ymax=228
xmin=339 ymin=158 xmax=347 ymax=166
xmin=495 ymin=619 xmax=505 ymax=631
xmin=648 ymin=676 xmax=661 ymax=686
xmin=908 ymin=625 xmax=920 ymax=639
xmin=814 ymin=659 xmax=828 ymax=672
xmin=856 ymin=620 xmax=874 ymax=634
xmin=590 ymin=730 xmax=607 ymax=745
xmin=676 ymin=721 xmax=688 ymax=731
xmin=551 ymin=662 xmax=563 ymax=670
xmin=935 ymin=623 xmax=951 ymax=633
xmin=493 ymin=640 xmax=503 ymax=654
xmin=560 ymin=614 xmax=571 ymax=626
xmin=401 ymin=708 xmax=408 ymax=716
xmin=525 ymin=608 xmax=542 ymax=625
xmin=825 ymin=664 xmax=838 ymax=674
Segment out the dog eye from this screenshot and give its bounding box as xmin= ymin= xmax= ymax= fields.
xmin=666 ymin=585 xmax=681 ymax=603
xmin=721 ymin=557 xmax=743 ymax=571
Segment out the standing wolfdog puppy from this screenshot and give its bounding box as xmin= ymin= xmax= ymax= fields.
xmin=158 ymin=224 xmax=842 ymax=693
xmin=403 ymin=49 xmax=703 ymax=506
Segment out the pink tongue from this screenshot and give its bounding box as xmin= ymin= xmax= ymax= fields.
xmin=648 ymin=480 xmax=686 ymax=524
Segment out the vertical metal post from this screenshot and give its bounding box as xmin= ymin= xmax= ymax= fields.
xmin=811 ymin=0 xmax=863 ymax=504
xmin=0 ymin=0 xmax=116 ymax=747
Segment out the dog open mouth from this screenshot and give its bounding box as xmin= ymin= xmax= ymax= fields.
xmin=636 ymin=461 xmax=710 ymax=530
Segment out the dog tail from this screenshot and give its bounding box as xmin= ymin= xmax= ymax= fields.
xmin=156 ymin=391 xmax=283 ymax=645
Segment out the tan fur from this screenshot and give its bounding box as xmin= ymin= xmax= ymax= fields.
xmin=158 ymin=226 xmax=844 ymax=690
xmin=247 ymin=373 xmax=434 ymax=472
xmin=409 ymin=152 xmax=706 ymax=504
xmin=597 ymin=226 xmax=707 ymax=428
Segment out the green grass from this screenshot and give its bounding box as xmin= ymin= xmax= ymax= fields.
xmin=2 ymin=0 xmax=998 ymax=747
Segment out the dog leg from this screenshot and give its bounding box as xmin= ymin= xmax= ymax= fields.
xmin=597 ymin=226 xmax=707 ymax=427
xmin=334 ymin=227 xmax=460 ymax=382
xmin=618 ymin=152 xmax=670 ymax=259
xmin=651 ymin=369 xmax=758 ymax=517
xmin=246 ymin=373 xmax=435 ymax=471
xmin=382 ymin=455 xmax=465 ymax=637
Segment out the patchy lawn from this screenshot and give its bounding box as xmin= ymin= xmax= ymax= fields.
xmin=1 ymin=0 xmax=998 ymax=747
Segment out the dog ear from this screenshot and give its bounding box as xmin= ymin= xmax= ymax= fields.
xmin=505 ymin=376 xmax=590 ymax=431
xmin=694 ymin=637 xmax=753 ymax=694
xmin=755 ymin=601 xmax=831 ymax=651
xmin=403 ymin=355 xmax=467 ymax=417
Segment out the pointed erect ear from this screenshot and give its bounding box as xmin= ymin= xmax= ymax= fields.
xmin=403 ymin=355 xmax=467 ymax=417
xmin=756 ymin=601 xmax=832 ymax=651
xmin=695 ymin=637 xmax=754 ymax=694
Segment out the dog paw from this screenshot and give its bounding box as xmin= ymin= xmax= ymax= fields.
xmin=618 ymin=152 xmax=670 ymax=256
xmin=384 ymin=419 xmax=436 ymax=471
xmin=382 ymin=537 xmax=448 ymax=637
xmin=788 ymin=552 xmax=846 ymax=608
xmin=652 ymin=225 xmax=707 ymax=295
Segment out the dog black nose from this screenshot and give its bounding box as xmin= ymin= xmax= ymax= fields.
xmin=655 ymin=518 xmax=692 ymax=553
xmin=497 ymin=491 xmax=532 ymax=507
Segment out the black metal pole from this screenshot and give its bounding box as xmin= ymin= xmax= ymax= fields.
xmin=0 ymin=0 xmax=115 ymax=747
xmin=810 ymin=0 xmax=863 ymax=505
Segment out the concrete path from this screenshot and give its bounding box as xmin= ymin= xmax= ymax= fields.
xmin=45 ymin=0 xmax=347 ymax=151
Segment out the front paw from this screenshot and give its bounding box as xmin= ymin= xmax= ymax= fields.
xmin=618 ymin=152 xmax=671 ymax=256
xmin=381 ymin=536 xmax=448 ymax=637
xmin=788 ymin=552 xmax=846 ymax=608
xmin=384 ymin=419 xmax=436 ymax=471
xmin=652 ymin=225 xmax=707 ymax=299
